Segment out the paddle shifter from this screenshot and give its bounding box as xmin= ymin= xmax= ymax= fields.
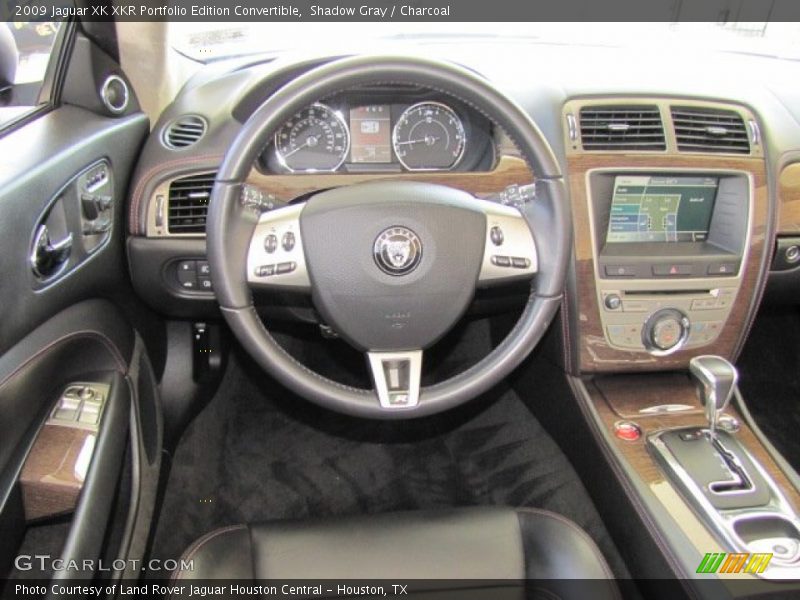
xmin=689 ymin=355 xmax=738 ymax=440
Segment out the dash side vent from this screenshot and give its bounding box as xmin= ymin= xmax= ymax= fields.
xmin=579 ymin=105 xmax=666 ymax=151
xmin=167 ymin=173 xmax=215 ymax=234
xmin=163 ymin=115 xmax=207 ymax=149
xmin=671 ymin=106 xmax=750 ymax=154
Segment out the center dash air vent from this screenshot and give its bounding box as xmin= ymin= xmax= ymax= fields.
xmin=671 ymin=106 xmax=750 ymax=154
xmin=167 ymin=173 xmax=215 ymax=234
xmin=163 ymin=115 xmax=207 ymax=149
xmin=579 ymin=105 xmax=666 ymax=151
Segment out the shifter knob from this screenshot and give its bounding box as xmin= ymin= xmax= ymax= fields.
xmin=689 ymin=355 xmax=738 ymax=439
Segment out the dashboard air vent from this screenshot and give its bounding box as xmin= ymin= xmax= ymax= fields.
xmin=671 ymin=106 xmax=750 ymax=154
xmin=579 ymin=105 xmax=666 ymax=151
xmin=163 ymin=115 xmax=207 ymax=149
xmin=167 ymin=173 xmax=215 ymax=234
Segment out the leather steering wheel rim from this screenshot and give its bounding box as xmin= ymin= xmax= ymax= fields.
xmin=208 ymin=55 xmax=571 ymax=419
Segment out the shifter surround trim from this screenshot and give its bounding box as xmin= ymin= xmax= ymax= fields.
xmin=649 ymin=427 xmax=800 ymax=579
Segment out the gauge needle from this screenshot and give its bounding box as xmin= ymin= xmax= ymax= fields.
xmin=283 ymin=135 xmax=319 ymax=158
xmin=396 ymin=135 xmax=440 ymax=146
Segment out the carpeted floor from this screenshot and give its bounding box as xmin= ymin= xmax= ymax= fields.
xmin=149 ymin=347 xmax=629 ymax=578
xmin=737 ymin=306 xmax=800 ymax=469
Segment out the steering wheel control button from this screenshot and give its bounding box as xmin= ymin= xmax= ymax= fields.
xmin=642 ymin=308 xmax=691 ymax=355
xmin=511 ymin=257 xmax=530 ymax=269
xmin=614 ymin=420 xmax=642 ymax=442
xmin=198 ymin=261 xmax=210 ymax=276
xmin=490 ymin=226 xmax=504 ymax=246
xmin=255 ymin=264 xmax=276 ymax=277
xmin=373 ymin=226 xmax=423 ymax=276
xmin=491 ymin=255 xmax=511 ymax=267
xmin=178 ymin=260 xmax=195 ymax=272
xmin=276 ymin=262 xmax=297 ymax=275
xmin=282 ymin=231 xmax=296 ymax=252
xmin=264 ymin=234 xmax=278 ymax=253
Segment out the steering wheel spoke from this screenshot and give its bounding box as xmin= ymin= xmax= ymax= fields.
xmin=247 ymin=203 xmax=311 ymax=291
xmin=367 ymin=350 xmax=423 ymax=409
xmin=477 ymin=201 xmax=538 ymax=286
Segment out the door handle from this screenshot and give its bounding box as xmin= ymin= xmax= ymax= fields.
xmin=30 ymin=224 xmax=73 ymax=278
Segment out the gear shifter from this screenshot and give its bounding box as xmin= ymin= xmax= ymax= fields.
xmin=689 ymin=355 xmax=738 ymax=440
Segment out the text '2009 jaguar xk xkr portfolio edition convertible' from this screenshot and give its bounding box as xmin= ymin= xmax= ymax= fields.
xmin=3 ymin=16 xmax=800 ymax=600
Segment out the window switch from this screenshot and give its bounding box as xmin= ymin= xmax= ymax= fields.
xmin=78 ymin=405 xmax=100 ymax=425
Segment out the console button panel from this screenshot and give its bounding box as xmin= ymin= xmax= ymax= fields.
xmin=600 ymin=287 xmax=737 ymax=353
xmin=171 ymin=258 xmax=213 ymax=292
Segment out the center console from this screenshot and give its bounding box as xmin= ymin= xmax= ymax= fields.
xmin=556 ymin=99 xmax=800 ymax=593
xmin=562 ymin=99 xmax=770 ymax=374
xmin=588 ymin=170 xmax=752 ymax=356
xmin=648 ymin=357 xmax=800 ymax=579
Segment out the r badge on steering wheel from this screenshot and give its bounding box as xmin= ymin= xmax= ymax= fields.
xmin=373 ymin=226 xmax=423 ymax=276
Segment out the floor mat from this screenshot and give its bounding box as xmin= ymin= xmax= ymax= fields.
xmin=738 ymin=306 xmax=800 ymax=468
xmin=150 ymin=351 xmax=629 ymax=578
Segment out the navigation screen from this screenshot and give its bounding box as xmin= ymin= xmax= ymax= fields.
xmin=349 ymin=105 xmax=392 ymax=163
xmin=606 ymin=176 xmax=718 ymax=243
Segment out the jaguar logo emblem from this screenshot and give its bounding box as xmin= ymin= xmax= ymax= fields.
xmin=373 ymin=226 xmax=422 ymax=276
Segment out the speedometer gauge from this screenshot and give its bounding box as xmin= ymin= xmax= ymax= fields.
xmin=274 ymin=103 xmax=350 ymax=172
xmin=392 ymin=102 xmax=466 ymax=171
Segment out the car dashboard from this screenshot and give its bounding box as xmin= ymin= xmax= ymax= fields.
xmin=125 ymin=46 xmax=800 ymax=378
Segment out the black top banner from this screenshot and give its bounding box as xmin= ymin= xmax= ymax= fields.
xmin=3 ymin=0 xmax=800 ymax=22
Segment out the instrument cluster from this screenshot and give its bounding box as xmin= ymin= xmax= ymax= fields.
xmin=262 ymin=92 xmax=492 ymax=174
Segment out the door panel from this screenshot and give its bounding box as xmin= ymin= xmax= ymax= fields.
xmin=0 ymin=104 xmax=148 ymax=354
xmin=0 ymin=22 xmax=157 ymax=587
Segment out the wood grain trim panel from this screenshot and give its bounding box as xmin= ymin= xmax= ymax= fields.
xmin=587 ymin=375 xmax=800 ymax=556
xmin=20 ymin=425 xmax=90 ymax=522
xmin=778 ymin=163 xmax=800 ymax=235
xmin=568 ymin=154 xmax=769 ymax=373
xmin=245 ymin=155 xmax=533 ymax=203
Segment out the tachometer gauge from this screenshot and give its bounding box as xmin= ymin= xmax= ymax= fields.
xmin=274 ymin=103 xmax=350 ymax=172
xmin=392 ymin=102 xmax=466 ymax=171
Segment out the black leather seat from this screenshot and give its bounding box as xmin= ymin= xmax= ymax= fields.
xmin=175 ymin=507 xmax=620 ymax=599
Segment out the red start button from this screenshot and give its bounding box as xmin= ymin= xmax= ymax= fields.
xmin=614 ymin=420 xmax=642 ymax=442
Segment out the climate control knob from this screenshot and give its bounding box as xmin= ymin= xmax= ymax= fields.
xmin=642 ymin=308 xmax=691 ymax=355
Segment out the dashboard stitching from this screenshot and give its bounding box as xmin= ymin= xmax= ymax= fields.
xmin=129 ymin=153 xmax=224 ymax=235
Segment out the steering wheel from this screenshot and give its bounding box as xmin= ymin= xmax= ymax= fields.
xmin=208 ymin=56 xmax=570 ymax=419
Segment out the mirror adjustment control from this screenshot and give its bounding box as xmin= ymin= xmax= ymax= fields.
xmin=642 ymin=308 xmax=691 ymax=355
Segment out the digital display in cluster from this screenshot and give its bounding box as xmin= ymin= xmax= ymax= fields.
xmin=349 ymin=105 xmax=392 ymax=163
